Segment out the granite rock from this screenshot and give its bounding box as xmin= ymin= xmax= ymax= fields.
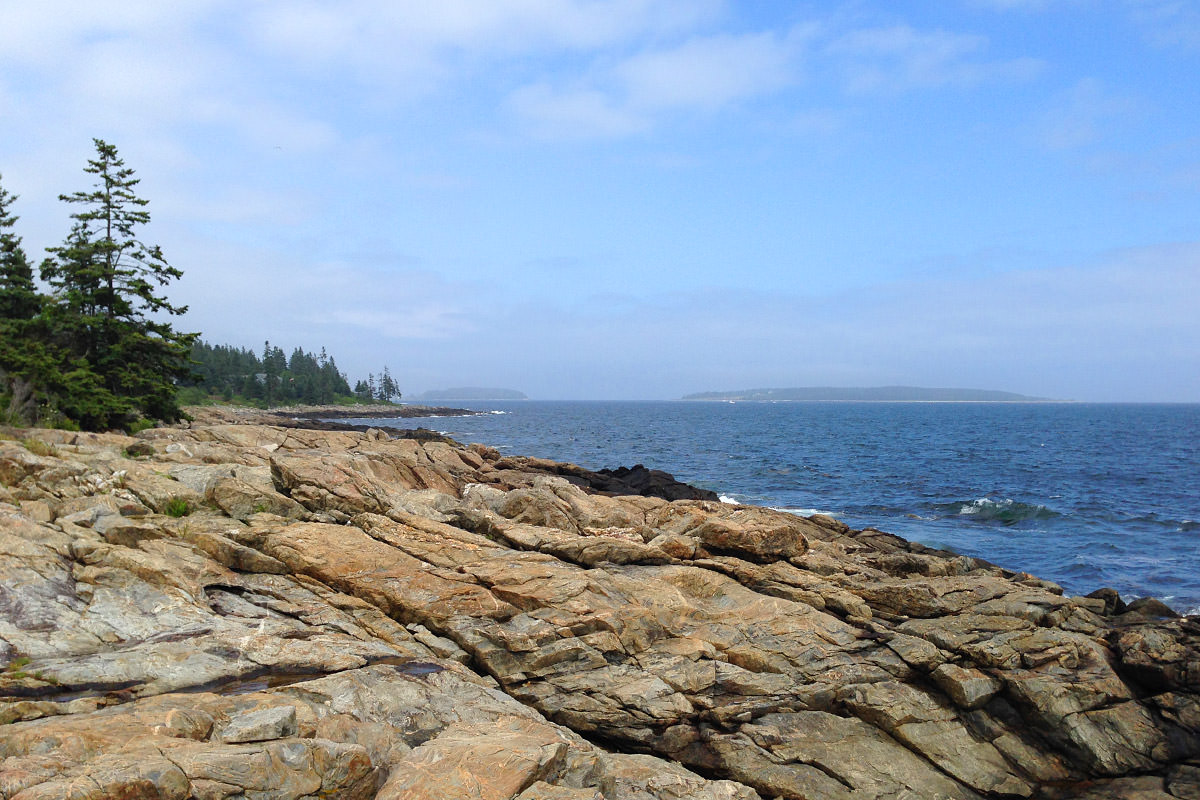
xmin=1 ymin=415 xmax=1197 ymax=800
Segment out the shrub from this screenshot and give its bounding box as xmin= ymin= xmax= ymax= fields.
xmin=126 ymin=418 xmax=157 ymax=434
xmin=20 ymin=438 xmax=57 ymax=457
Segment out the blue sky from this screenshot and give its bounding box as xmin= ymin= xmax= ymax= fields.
xmin=1 ymin=1 xmax=1198 ymax=400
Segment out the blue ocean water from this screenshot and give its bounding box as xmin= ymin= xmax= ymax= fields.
xmin=346 ymin=402 xmax=1200 ymax=614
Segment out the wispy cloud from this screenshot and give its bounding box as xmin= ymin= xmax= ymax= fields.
xmin=1126 ymin=0 xmax=1200 ymax=50
xmin=616 ymin=31 xmax=800 ymax=110
xmin=509 ymin=28 xmax=805 ymax=139
xmin=1037 ymin=78 xmax=1141 ymax=150
xmin=244 ymin=0 xmax=723 ymax=93
xmin=827 ymin=25 xmax=1044 ymax=92
xmin=509 ymin=84 xmax=649 ymax=140
xmin=964 ymin=0 xmax=1073 ymax=11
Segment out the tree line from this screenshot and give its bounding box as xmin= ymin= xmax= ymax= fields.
xmin=183 ymin=340 xmax=401 ymax=407
xmin=1 ymin=140 xmax=403 ymax=431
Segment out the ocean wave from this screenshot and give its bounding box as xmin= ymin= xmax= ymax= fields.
xmin=489 ymin=410 xmax=507 ymax=415
xmin=937 ymin=497 xmax=1060 ymax=525
xmin=719 ymin=494 xmax=740 ymax=505
xmin=772 ymin=506 xmax=837 ymax=518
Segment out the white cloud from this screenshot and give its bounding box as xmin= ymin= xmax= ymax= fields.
xmin=1126 ymin=0 xmax=1200 ymax=49
xmin=0 ymin=2 xmax=220 ymax=65
xmin=509 ymin=84 xmax=648 ymax=139
xmin=1038 ymin=78 xmax=1141 ymax=150
xmin=966 ymin=0 xmax=1069 ymax=10
xmin=509 ymin=28 xmax=807 ymax=138
xmin=616 ymin=32 xmax=798 ymax=110
xmin=244 ymin=0 xmax=723 ymax=91
xmin=828 ymin=25 xmax=1043 ymax=92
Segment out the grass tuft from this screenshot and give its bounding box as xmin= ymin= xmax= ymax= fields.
xmin=164 ymin=497 xmax=193 ymax=518
xmin=20 ymin=438 xmax=57 ymax=457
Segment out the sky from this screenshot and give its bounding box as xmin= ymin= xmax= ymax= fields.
xmin=1 ymin=1 xmax=1198 ymax=401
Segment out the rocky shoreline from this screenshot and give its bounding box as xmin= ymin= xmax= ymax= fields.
xmin=269 ymin=402 xmax=479 ymax=420
xmin=0 ymin=409 xmax=1197 ymax=799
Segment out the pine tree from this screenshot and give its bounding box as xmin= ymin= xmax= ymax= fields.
xmin=40 ymin=140 xmax=197 ymax=427
xmin=0 ymin=176 xmax=39 ymax=322
xmin=378 ymin=365 xmax=399 ymax=402
xmin=0 ymin=175 xmax=46 ymax=424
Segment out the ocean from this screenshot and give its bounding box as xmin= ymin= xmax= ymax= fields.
xmin=343 ymin=401 xmax=1200 ymax=615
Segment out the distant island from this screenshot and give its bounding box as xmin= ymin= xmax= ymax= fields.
xmin=411 ymin=387 xmax=528 ymax=401
xmin=682 ymin=386 xmax=1053 ymax=402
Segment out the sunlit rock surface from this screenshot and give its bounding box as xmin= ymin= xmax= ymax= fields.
xmin=1 ymin=409 xmax=1197 ymax=799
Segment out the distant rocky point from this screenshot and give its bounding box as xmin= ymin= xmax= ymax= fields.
xmin=412 ymin=387 xmax=528 ymax=401
xmin=683 ymin=386 xmax=1052 ymax=402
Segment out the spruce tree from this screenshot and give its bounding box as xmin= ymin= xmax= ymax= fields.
xmin=0 ymin=175 xmax=46 ymax=424
xmin=40 ymin=140 xmax=197 ymax=426
xmin=0 ymin=176 xmax=39 ymax=322
xmin=379 ymin=365 xmax=399 ymax=402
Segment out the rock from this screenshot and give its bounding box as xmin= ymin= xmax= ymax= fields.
xmin=206 ymin=475 xmax=307 ymax=521
xmin=1167 ymin=763 xmax=1200 ymax=799
xmin=586 ymin=464 xmax=719 ymax=501
xmin=376 ymin=717 xmax=570 ymax=800
xmin=1087 ymin=587 xmax=1128 ymax=615
xmin=517 ymin=782 xmax=603 ymax=800
xmin=218 ymin=704 xmax=298 ymax=742
xmin=1 ymin=411 xmax=1198 ymax=800
xmin=1123 ymin=596 xmax=1181 ymax=620
xmin=931 ymin=662 xmax=1002 ymax=709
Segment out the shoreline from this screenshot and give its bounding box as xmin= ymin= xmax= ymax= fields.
xmin=1 ymin=410 xmax=1197 ymax=798
xmin=274 ymin=402 xmax=479 ymax=419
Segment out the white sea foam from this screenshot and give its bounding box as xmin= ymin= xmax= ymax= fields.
xmin=959 ymin=497 xmax=1013 ymax=515
xmin=772 ymin=506 xmax=836 ymax=518
xmin=717 ymin=493 xmax=833 ymax=516
xmin=956 ymin=497 xmax=1055 ymax=522
xmin=489 ymin=410 xmax=507 ymax=415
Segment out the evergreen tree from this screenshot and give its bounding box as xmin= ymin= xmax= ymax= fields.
xmin=378 ymin=365 xmax=399 ymax=402
xmin=40 ymin=140 xmax=196 ymax=427
xmin=0 ymin=176 xmax=39 ymax=322
xmin=0 ymin=176 xmax=47 ymax=424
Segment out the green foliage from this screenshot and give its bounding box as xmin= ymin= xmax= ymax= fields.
xmin=39 ymin=140 xmax=197 ymax=428
xmin=126 ymin=418 xmax=157 ymax=434
xmin=0 ymin=178 xmax=39 ymax=323
xmin=0 ymin=143 xmax=198 ymax=431
xmin=353 ymin=365 xmax=402 ymax=403
xmin=183 ymin=339 xmax=358 ymax=406
xmin=164 ymin=497 xmax=192 ymax=518
xmin=0 ymin=176 xmax=47 ymax=427
xmin=3 ymin=146 xmax=406 ymax=428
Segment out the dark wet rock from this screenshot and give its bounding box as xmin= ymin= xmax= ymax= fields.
xmin=1123 ymin=596 xmax=1182 ymax=620
xmin=1089 ymin=587 xmax=1129 ymax=616
xmin=585 ymin=464 xmax=720 ymax=502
